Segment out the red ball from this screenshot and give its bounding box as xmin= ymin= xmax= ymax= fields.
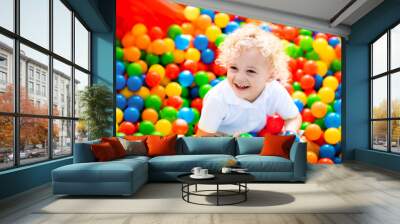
xmin=296 ymin=57 xmax=306 ymax=69
xmin=145 ymin=71 xmax=161 ymax=87
xmin=265 ymin=115 xmax=284 ymax=134
xmin=181 ymin=60 xmax=198 ymax=74
xmin=315 ymin=134 xmax=326 ymax=146
xmin=197 ymin=62 xmax=208 ymax=71
xmin=318 ymin=158 xmax=334 ymax=164
xmin=212 ymin=63 xmax=227 ymax=76
xmin=334 ymin=72 xmax=342 ymax=83
xmin=293 ymin=35 xmax=301 ymax=45
xmin=282 ymin=26 xmax=298 ymax=41
xmin=304 ymin=89 xmax=316 ymax=96
xmin=149 ymin=26 xmax=164 ymax=40
xmin=118 ymin=121 xmax=137 ymax=135
xmin=301 ymin=108 xmax=315 ymax=123
xmin=288 ymin=58 xmax=298 ymax=73
xmin=172 ymin=119 xmax=189 ymax=135
xmin=191 ymin=98 xmax=203 ymax=112
xmin=165 ymin=64 xmax=180 ymax=80
xmin=166 ymin=96 xmax=183 ymax=110
xmin=292 ymin=69 xmax=304 ymax=82
xmin=300 ymin=74 xmax=315 ymax=90
xmin=335 ymin=45 xmax=342 ymax=58
xmin=303 ymin=60 xmax=318 ymax=75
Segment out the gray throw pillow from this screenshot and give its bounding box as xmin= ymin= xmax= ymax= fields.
xmin=119 ymin=138 xmax=147 ymax=156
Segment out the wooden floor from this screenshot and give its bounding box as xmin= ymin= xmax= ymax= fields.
xmin=1 ymin=162 xmax=400 ymax=224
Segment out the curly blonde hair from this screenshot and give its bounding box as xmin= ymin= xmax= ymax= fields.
xmin=216 ymin=24 xmax=290 ymax=83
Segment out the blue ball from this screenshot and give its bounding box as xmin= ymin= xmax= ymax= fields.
xmin=124 ymin=107 xmax=140 ymax=123
xmin=259 ymin=24 xmax=271 ymax=32
xmin=314 ymin=74 xmax=323 ymax=89
xmin=334 ymin=99 xmax=341 ymax=113
xmin=175 ymin=34 xmax=190 ymax=50
xmin=324 ymin=112 xmax=341 ymax=128
xmin=210 ymin=79 xmax=221 ymax=87
xmin=293 ymin=99 xmax=304 ymax=112
xmin=193 ymin=35 xmax=209 ymax=51
xmin=178 ymin=70 xmax=194 ymax=87
xmin=127 ymin=76 xmax=142 ymax=91
xmin=190 ymin=86 xmax=199 ymax=98
xmin=333 ymin=157 xmax=342 ymax=164
xmin=225 ymin=21 xmax=240 ymax=33
xmin=178 ymin=107 xmax=195 ymax=123
xmin=116 ymin=94 xmax=127 ymax=109
xmin=116 ymin=61 xmax=125 ymax=76
xmin=201 ymin=48 xmax=215 ymax=64
xmin=319 ymin=144 xmax=336 ymax=159
xmin=200 ymin=9 xmax=215 ymax=19
xmin=328 ymin=37 xmax=340 ymax=47
xmin=334 ymin=143 xmax=341 ymax=154
xmin=127 ymin=95 xmax=144 ymax=111
xmin=116 ymin=75 xmax=126 ymax=90
xmin=326 ymin=70 xmax=333 ymax=76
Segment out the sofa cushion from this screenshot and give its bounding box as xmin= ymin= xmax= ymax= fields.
xmin=73 ymin=139 xmax=100 ymax=163
xmin=91 ymin=142 xmax=118 ymax=161
xmin=147 ymin=135 xmax=177 ymax=156
xmin=149 ymin=154 xmax=235 ymax=172
xmin=236 ymin=137 xmax=264 ymax=155
xmin=178 ymin=137 xmax=236 ymax=155
xmin=236 ymin=155 xmax=293 ymax=172
xmin=101 ymin=137 xmax=127 ymax=158
xmin=259 ymin=134 xmax=295 ymax=159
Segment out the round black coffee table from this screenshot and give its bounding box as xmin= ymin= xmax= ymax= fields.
xmin=177 ymin=173 xmax=255 ymax=206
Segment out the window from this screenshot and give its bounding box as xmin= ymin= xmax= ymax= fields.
xmin=370 ymin=22 xmax=400 ymax=154
xmin=0 ymin=1 xmax=91 ymax=170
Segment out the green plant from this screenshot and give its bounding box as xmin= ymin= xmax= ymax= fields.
xmin=79 ymin=84 xmax=113 ymax=140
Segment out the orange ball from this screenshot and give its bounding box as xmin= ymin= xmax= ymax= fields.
xmin=305 ymin=124 xmax=322 ymax=141
xmin=311 ymin=101 xmax=327 ymax=118
xmin=172 ymin=119 xmax=189 ymax=135
xmin=150 ymin=85 xmax=166 ymax=99
xmin=150 ymin=39 xmax=166 ymax=55
xmin=131 ymin=23 xmax=147 ymax=36
xmin=123 ymin=46 xmax=141 ymax=62
xmin=142 ymin=108 xmax=159 ymax=124
xmin=307 ymin=141 xmax=320 ymax=156
xmin=137 ymin=60 xmax=148 ymax=73
xmin=195 ymin=14 xmax=212 ymax=30
xmin=121 ymin=33 xmax=136 ymax=48
xmin=307 ymin=151 xmax=318 ymax=164
xmin=181 ymin=22 xmax=195 ymax=35
xmin=135 ymin=34 xmax=151 ymax=50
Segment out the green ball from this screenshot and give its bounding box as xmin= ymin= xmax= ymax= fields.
xmin=185 ymin=125 xmax=194 ymax=136
xmin=305 ymin=51 xmax=320 ymax=60
xmin=194 ymin=71 xmax=209 ymax=86
xmin=116 ymin=47 xmax=124 ymax=60
xmin=314 ymin=118 xmax=325 ymax=129
xmin=299 ymin=36 xmax=313 ymax=52
xmin=133 ymin=133 xmax=144 ymax=136
xmin=127 ymin=63 xmax=142 ymax=76
xmin=215 ymin=34 xmax=226 ymax=47
xmin=285 ymin=43 xmax=303 ymax=59
xmin=116 ymin=132 xmax=125 ymax=137
xmin=199 ymin=84 xmax=212 ymax=98
xmin=116 ymin=39 xmax=121 ymax=47
xmin=181 ymin=87 xmax=189 ymax=98
xmin=146 ymin=53 xmax=159 ymax=66
xmin=191 ymin=108 xmax=200 ymax=125
xmin=182 ymin=98 xmax=190 ymax=108
xmin=145 ymin=94 xmax=162 ymax=110
xmin=139 ymin=121 xmax=155 ymax=135
xmin=326 ymin=104 xmax=333 ymax=114
xmin=240 ymin=133 xmax=253 ymax=138
xmin=330 ymin=59 xmax=341 ymax=72
xmin=151 ymin=131 xmax=164 ymax=136
xmin=161 ymin=52 xmax=174 ymax=65
xmin=218 ymin=76 xmax=227 ymax=81
xmin=167 ymin=24 xmax=182 ymax=39
xmin=300 ymin=122 xmax=310 ymax=130
xmin=292 ymin=82 xmax=302 ymax=91
xmin=307 ymin=94 xmax=321 ymax=107
xmin=140 ymin=50 xmax=147 ymax=60
xmin=160 ymin=106 xmax=178 ymax=122
xmin=299 ymin=29 xmax=313 ymax=36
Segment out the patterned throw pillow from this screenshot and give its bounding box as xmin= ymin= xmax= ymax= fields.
xmin=119 ymin=138 xmax=148 ymax=156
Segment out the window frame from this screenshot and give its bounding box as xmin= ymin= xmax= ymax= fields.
xmin=0 ymin=0 xmax=92 ymax=171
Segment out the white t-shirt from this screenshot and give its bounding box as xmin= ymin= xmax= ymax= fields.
xmin=198 ymin=79 xmax=299 ymax=135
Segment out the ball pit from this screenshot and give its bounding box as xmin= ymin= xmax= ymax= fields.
xmin=116 ymin=3 xmax=342 ymax=164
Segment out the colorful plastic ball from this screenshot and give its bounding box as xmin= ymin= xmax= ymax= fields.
xmin=293 ymin=99 xmax=304 ymax=112
xmin=191 ymin=108 xmax=200 ymax=124
xmin=189 ymin=87 xmax=199 ymax=98
xmin=178 ymin=107 xmax=195 ymax=123
xmin=215 ymin=34 xmax=226 ymax=47
xmin=191 ymin=98 xmax=203 ymax=112
xmin=127 ymin=95 xmax=144 ymax=111
xmin=121 ymin=33 xmax=136 ymax=48
xmin=201 ymin=48 xmax=215 ymax=64
xmin=323 ymin=76 xmax=339 ymax=91
xmin=299 ymin=35 xmax=313 ymax=51
xmin=139 ymin=121 xmax=155 ymax=135
xmin=195 ymin=14 xmax=212 ymax=30
xmin=175 ymin=34 xmax=191 ymax=50
xmin=135 ymin=34 xmax=151 ymax=50
xmin=300 ymin=122 xmax=310 ymax=130
xmin=116 ymin=75 xmax=126 ymax=90
xmin=185 ymin=48 xmax=201 ymax=62
xmin=141 ymin=108 xmax=159 ymax=124
xmin=311 ymin=101 xmax=327 ymax=118
xmin=265 ymin=115 xmax=285 ymax=134
xmin=324 ymin=128 xmax=341 ymax=144
xmin=333 ymin=99 xmax=341 ymax=113
xmin=313 ymin=38 xmax=328 ymax=53
xmin=194 ymin=71 xmax=209 ymax=86
xmin=205 ymin=25 xmax=222 ymax=42
xmin=127 ymin=63 xmax=142 ymax=77
xmin=160 ymin=52 xmax=174 ymax=65
xmin=131 ymin=23 xmax=147 ymax=36
xmin=199 ymin=84 xmax=212 ymax=98
xmin=214 ymin=13 xmax=230 ymax=28
xmin=201 ymin=8 xmax=215 ymax=19
xmin=116 ymin=94 xmax=127 ymax=109
xmin=182 ymin=60 xmax=198 ymax=74
xmin=305 ymin=51 xmax=320 ymax=60
xmin=167 ymin=24 xmax=182 ymax=40
xmin=319 ymin=144 xmax=335 ymax=159
xmin=184 ymin=6 xmax=200 ymax=21
xmin=300 ymin=74 xmax=315 ymax=90
xmin=127 ymin=76 xmax=142 ymax=91
xmin=210 ymin=79 xmax=220 ymax=87
xmin=285 ymin=43 xmax=302 ymax=58
xmin=333 ymin=157 xmax=342 ymax=164
xmin=118 ymin=121 xmax=136 ymax=135
xmin=133 ymin=86 xmax=150 ymax=99
xmin=178 ymin=70 xmax=194 ymax=87
xmin=116 ymin=61 xmax=125 ymax=76
xmin=165 ymin=64 xmax=180 ymax=80
xmin=150 ymin=86 xmax=166 ymax=99
xmin=292 ymin=91 xmax=307 ymax=104
xmin=160 ymin=106 xmax=178 ymax=122
xmin=124 ymin=46 xmax=141 ymax=62
xmin=165 ymin=82 xmax=182 ymax=97
xmin=314 ymin=74 xmax=323 ymax=89
xmin=305 ymin=124 xmax=322 ymax=141
xmin=318 ymin=158 xmax=334 ymax=164
xmin=314 ymin=118 xmax=325 ymax=129
xmin=155 ymin=119 xmax=172 ymax=136
xmin=328 ymin=37 xmax=340 ymax=47
xmin=324 ymin=112 xmax=341 ymax=128
xmin=307 ymin=151 xmax=318 ymax=164
xmin=194 ymin=35 xmax=209 ymax=51
xmin=145 ymin=71 xmax=161 ymax=87
xmin=282 ymin=26 xmax=298 ymax=41
xmin=225 ymin=21 xmax=240 ymax=33
xmin=116 ymin=108 xmax=123 ymax=124
xmin=172 ymin=119 xmax=189 ymax=135
xmin=166 ymin=95 xmax=183 ymax=109
xmin=124 ymin=107 xmax=140 ymax=123
xmin=303 ymin=60 xmax=318 ymax=75
xmin=116 ymin=47 xmax=124 ymax=60
xmin=306 ymin=94 xmax=320 ymax=108
xmin=119 ymin=87 xmax=134 ymax=99
xmin=318 ymin=87 xmax=335 ymax=103
xmin=292 ymin=82 xmax=302 ymax=91
xmin=145 ymin=94 xmax=162 ymax=110
xmin=149 ymin=26 xmax=164 ymax=40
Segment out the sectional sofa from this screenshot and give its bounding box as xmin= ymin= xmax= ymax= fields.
xmin=52 ymin=137 xmax=306 ymax=196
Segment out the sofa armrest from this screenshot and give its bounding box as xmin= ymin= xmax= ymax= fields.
xmin=289 ymin=142 xmax=307 ymax=182
xmin=73 ymin=140 xmax=100 ymax=163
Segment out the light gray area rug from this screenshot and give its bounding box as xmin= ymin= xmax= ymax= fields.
xmin=38 ymin=183 xmax=362 ymax=214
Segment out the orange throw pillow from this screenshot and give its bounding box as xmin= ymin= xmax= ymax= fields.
xmin=101 ymin=137 xmax=126 ymax=158
xmin=259 ymin=134 xmax=295 ymax=159
xmin=125 ymin=135 xmax=148 ymax=141
xmin=91 ymin=142 xmax=117 ymax=162
xmin=146 ymin=135 xmax=177 ymax=157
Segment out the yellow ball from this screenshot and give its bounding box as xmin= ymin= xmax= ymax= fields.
xmin=155 ymin=119 xmax=172 ymax=136
xmin=165 ymin=82 xmax=182 ymax=97
xmin=205 ymin=25 xmax=222 ymax=42
xmin=116 ymin=108 xmax=123 ymax=124
xmin=131 ymin=23 xmax=147 ymax=36
xmin=319 ymin=45 xmax=335 ymax=64
xmin=313 ymin=38 xmax=328 ymax=54
xmin=318 ymin=87 xmax=335 ymax=104
xmin=163 ymin=38 xmax=175 ymax=52
xmin=316 ymin=61 xmax=328 ymax=76
xmin=149 ymin=64 xmax=165 ymax=80
xmin=185 ymin=48 xmax=201 ymax=62
xmin=134 ymin=86 xmax=150 ymax=99
xmin=323 ymin=76 xmax=339 ymax=91
xmin=324 ymin=128 xmax=341 ymax=144
xmin=183 ymin=6 xmax=200 ymax=21
xmin=120 ymin=87 xmax=134 ymax=99
xmin=173 ymin=49 xmax=185 ymax=63
xmin=214 ymin=13 xmax=230 ymax=28
xmin=292 ymin=91 xmax=307 ymax=105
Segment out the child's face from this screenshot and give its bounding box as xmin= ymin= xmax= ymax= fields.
xmin=226 ymin=48 xmax=273 ymax=102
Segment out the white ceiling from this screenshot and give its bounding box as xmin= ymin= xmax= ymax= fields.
xmin=174 ymin=0 xmax=384 ymax=37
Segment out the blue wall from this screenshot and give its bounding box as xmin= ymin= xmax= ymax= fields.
xmin=344 ymin=0 xmax=400 ymax=170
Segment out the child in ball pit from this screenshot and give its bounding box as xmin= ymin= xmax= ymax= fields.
xmin=197 ymin=24 xmax=302 ymax=137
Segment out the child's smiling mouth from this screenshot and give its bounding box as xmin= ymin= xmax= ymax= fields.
xmin=234 ymin=82 xmax=250 ymax=90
